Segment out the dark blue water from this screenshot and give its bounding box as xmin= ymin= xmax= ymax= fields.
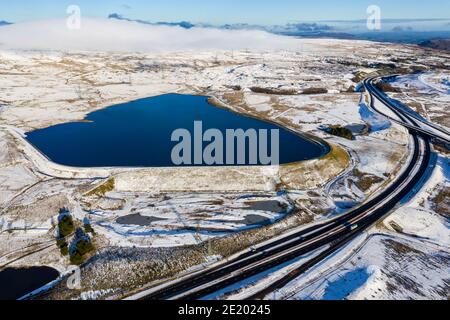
xmin=0 ymin=267 xmax=59 ymax=300
xmin=26 ymin=94 xmax=328 ymax=167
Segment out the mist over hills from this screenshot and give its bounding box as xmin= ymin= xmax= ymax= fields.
xmin=107 ymin=13 xmax=450 ymax=45
xmin=0 ymin=18 xmax=302 ymax=52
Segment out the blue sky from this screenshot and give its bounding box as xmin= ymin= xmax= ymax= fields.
xmin=1 ymin=0 xmax=450 ymax=24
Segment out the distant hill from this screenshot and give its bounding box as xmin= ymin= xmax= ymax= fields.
xmin=277 ymin=31 xmax=356 ymax=40
xmin=108 ymin=13 xmax=194 ymax=29
xmin=0 ymin=20 xmax=12 ymax=26
xmin=106 ymin=14 xmax=450 ymax=46
xmin=419 ymin=39 xmax=450 ymax=51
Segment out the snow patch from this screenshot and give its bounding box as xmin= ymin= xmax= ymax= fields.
xmin=359 ymin=100 xmax=391 ymax=132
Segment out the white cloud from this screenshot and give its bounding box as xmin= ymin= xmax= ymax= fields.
xmin=0 ymin=18 xmax=303 ymax=52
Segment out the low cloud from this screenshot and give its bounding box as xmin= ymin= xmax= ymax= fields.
xmin=0 ymin=18 xmax=302 ymax=52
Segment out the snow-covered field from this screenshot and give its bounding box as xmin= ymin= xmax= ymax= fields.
xmin=387 ymin=73 xmax=450 ymax=128
xmin=210 ymin=89 xmax=449 ymax=302
xmin=85 ymin=192 xmax=294 ymax=248
xmin=0 ymin=19 xmax=449 ymax=299
xmin=267 ymin=154 xmax=449 ymax=300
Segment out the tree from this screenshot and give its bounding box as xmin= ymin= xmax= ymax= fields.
xmin=58 ymin=215 xmax=74 ymax=237
xmin=58 ymin=208 xmax=74 ymax=237
xmin=56 ymin=237 xmax=69 ymax=256
xmin=69 ymin=228 xmax=94 ymax=265
xmin=83 ymin=217 xmax=95 ymax=234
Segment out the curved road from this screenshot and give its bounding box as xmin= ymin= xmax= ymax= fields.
xmin=128 ymin=76 xmax=437 ymax=301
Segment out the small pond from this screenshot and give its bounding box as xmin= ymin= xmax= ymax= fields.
xmin=0 ymin=266 xmax=59 ymax=300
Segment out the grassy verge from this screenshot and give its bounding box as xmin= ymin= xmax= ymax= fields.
xmin=85 ymin=178 xmax=115 ymax=197
xmin=279 ymin=144 xmax=350 ymax=190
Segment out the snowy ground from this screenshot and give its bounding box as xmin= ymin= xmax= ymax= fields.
xmin=210 ymin=91 xmax=449 ymax=302
xmin=0 ymin=33 xmax=449 ymax=299
xmin=278 ymin=151 xmax=449 ymax=300
xmin=205 ymin=153 xmax=449 ymax=301
xmin=387 ymin=73 xmax=450 ymax=128
xmin=84 ymin=192 xmax=294 ymax=248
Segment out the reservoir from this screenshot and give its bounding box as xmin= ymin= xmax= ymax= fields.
xmin=26 ymin=94 xmax=328 ymax=167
